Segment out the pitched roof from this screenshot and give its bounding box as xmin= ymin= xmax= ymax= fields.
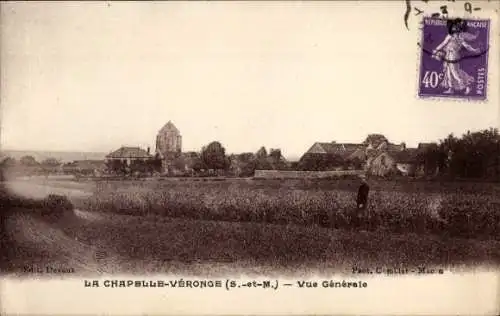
xmin=159 ymin=121 xmax=180 ymax=134
xmin=347 ymin=148 xmax=367 ymax=160
xmin=106 ymin=147 xmax=152 ymax=159
xmin=314 ymin=142 xmax=364 ymax=156
xmin=387 ymin=143 xmax=406 ymax=151
xmin=386 ymin=149 xmax=419 ymax=163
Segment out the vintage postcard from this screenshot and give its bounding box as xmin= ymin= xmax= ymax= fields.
xmin=1 ymin=1 xmax=499 ymax=315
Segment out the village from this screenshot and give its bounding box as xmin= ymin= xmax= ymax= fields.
xmin=1 ymin=121 xmax=439 ymax=179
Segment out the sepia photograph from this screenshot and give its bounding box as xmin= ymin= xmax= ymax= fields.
xmin=0 ymin=1 xmax=499 ymax=315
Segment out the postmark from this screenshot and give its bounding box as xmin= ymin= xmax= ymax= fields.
xmin=417 ymin=17 xmax=490 ymax=100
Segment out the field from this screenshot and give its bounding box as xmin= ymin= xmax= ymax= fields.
xmin=2 ymin=177 xmax=500 ymax=276
xmin=79 ymin=178 xmax=500 ymax=240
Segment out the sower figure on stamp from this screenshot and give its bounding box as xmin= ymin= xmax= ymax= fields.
xmin=431 ymin=18 xmax=482 ymax=95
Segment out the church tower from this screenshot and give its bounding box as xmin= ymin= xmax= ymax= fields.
xmin=156 ymin=121 xmax=182 ymax=158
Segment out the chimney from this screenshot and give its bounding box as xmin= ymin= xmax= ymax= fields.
xmin=147 ymin=147 xmax=150 ymax=155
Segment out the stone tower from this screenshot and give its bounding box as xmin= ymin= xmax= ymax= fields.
xmin=156 ymin=121 xmax=182 ymax=158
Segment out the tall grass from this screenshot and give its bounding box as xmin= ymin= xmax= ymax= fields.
xmin=78 ymin=181 xmax=500 ymax=240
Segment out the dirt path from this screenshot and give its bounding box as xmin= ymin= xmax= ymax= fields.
xmin=4 ymin=210 xmax=128 ymax=276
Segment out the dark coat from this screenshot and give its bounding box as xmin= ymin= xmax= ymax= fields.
xmin=357 ymin=182 xmax=369 ymax=205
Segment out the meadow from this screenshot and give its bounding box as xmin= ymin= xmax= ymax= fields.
xmin=77 ymin=178 xmax=500 ymax=240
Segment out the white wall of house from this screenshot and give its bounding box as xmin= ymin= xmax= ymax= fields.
xmin=396 ymin=163 xmax=413 ymax=175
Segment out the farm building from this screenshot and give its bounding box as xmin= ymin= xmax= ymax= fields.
xmin=300 ymin=134 xmax=410 ymax=172
xmin=105 ymin=146 xmax=152 ymax=165
xmin=300 ymin=142 xmax=366 ymax=169
xmin=366 ymin=149 xmax=419 ymax=176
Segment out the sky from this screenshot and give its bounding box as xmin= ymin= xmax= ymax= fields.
xmin=1 ymin=1 xmax=499 ymax=159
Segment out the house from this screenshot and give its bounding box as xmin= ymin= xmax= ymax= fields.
xmin=393 ymin=149 xmax=419 ymax=176
xmin=415 ymin=142 xmax=441 ymax=176
xmin=299 ymin=134 xmax=410 ymax=172
xmin=300 ymin=142 xmax=365 ymax=168
xmin=367 ymin=149 xmax=419 ymax=176
xmin=303 ymin=142 xmax=362 ymax=157
xmin=105 ymin=146 xmax=152 ymax=165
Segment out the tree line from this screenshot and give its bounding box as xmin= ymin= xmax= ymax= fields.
xmin=0 ymin=156 xmax=63 ymax=176
xmin=2 ymin=127 xmax=499 ymax=180
xmin=104 ymin=141 xmax=287 ymax=177
xmin=417 ymin=128 xmax=500 ymax=180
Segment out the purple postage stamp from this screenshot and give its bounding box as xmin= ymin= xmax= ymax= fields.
xmin=418 ymin=17 xmax=490 ymax=100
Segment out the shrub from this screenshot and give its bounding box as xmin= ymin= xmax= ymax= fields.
xmin=39 ymin=194 xmax=74 ymax=220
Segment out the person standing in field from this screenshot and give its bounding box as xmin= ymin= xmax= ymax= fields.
xmin=357 ymin=175 xmax=370 ymax=210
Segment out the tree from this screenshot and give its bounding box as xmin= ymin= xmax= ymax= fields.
xmin=40 ymin=157 xmax=61 ymax=167
xmin=238 ymin=153 xmax=255 ymax=163
xmin=129 ymin=159 xmax=148 ymax=175
xmin=430 ymin=128 xmax=500 ymax=180
xmin=363 ymin=134 xmax=389 ymax=148
xmin=192 ymin=157 xmax=207 ymax=172
xmin=269 ymin=149 xmax=282 ymax=162
xmin=416 ymin=143 xmax=441 ymax=176
xmin=105 ymin=159 xmax=127 ymax=175
xmin=255 ymin=158 xmax=272 ymax=170
xmin=146 ymin=153 xmax=163 ymax=174
xmin=0 ymin=157 xmax=17 ymax=180
xmin=201 ymin=141 xmax=229 ymax=170
xmin=20 ymin=155 xmax=38 ymax=166
xmin=255 ymin=147 xmax=268 ymax=160
xmin=1 ymin=157 xmax=17 ymax=167
xmin=289 ymin=161 xmax=300 ymax=171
